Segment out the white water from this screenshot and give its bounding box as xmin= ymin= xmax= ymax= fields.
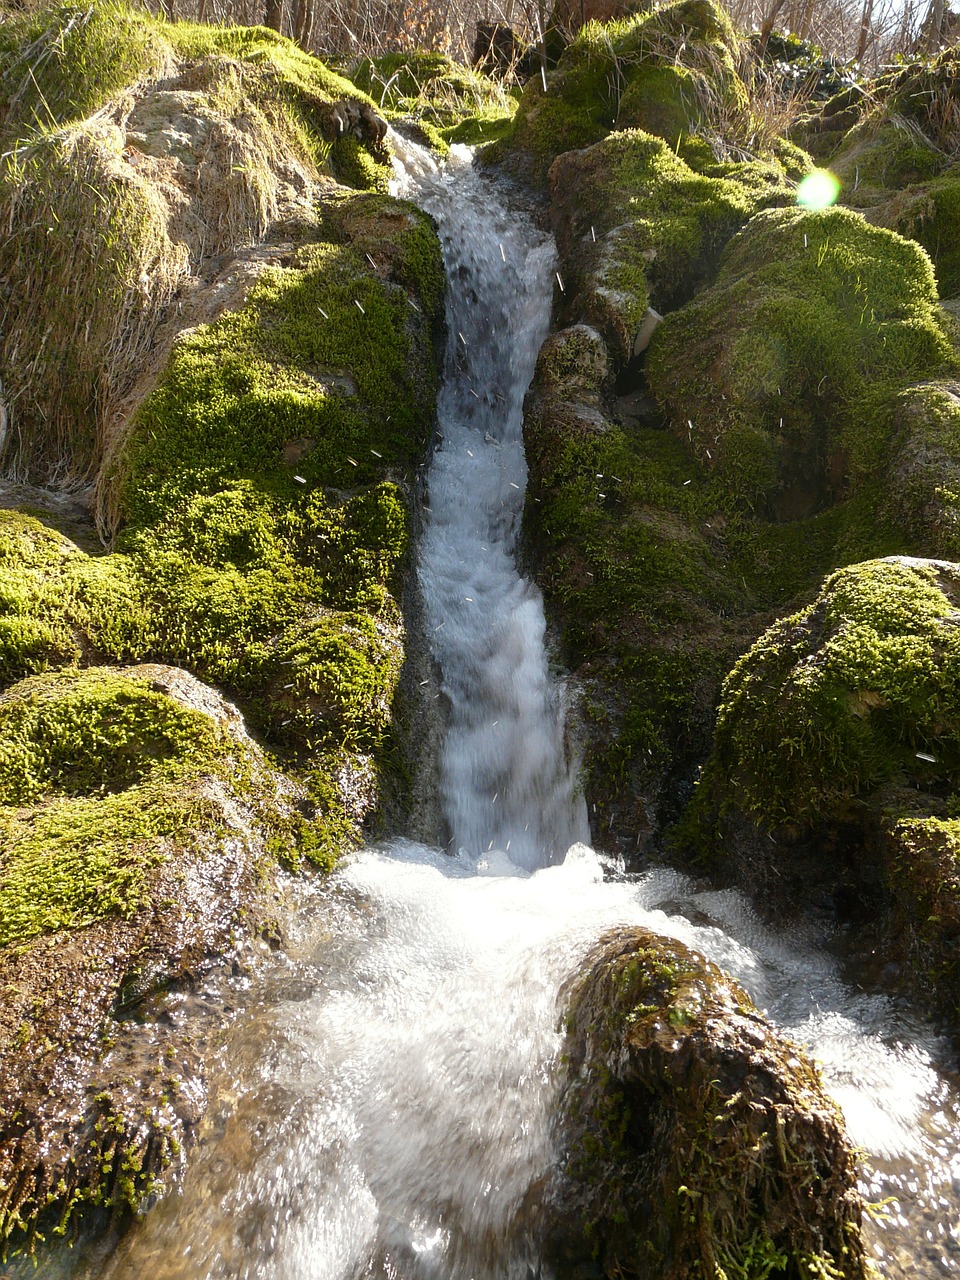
xmin=57 ymin=142 xmax=960 ymax=1280
xmin=392 ymin=140 xmax=589 ymax=869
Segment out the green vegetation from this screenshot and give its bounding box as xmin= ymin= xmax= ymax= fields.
xmin=647 ymin=205 xmax=957 ymax=522
xmin=878 ymin=177 xmax=960 ymax=300
xmin=0 ymin=1 xmax=392 ymax=485
xmin=0 ymin=3 xmax=373 ymax=149
xmin=495 ymin=0 xmax=752 ymax=183
xmin=1 ymin=195 xmax=443 ymax=755
xmin=0 ymin=667 xmax=249 ymax=948
xmin=696 ymin=558 xmax=960 ymax=828
xmin=549 ymin=130 xmax=792 ymax=359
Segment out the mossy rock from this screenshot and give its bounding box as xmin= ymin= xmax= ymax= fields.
xmin=548 ymin=130 xmax=792 ymax=360
xmin=0 ymin=663 xmax=312 ymax=1248
xmin=547 ymin=926 xmax=867 ymax=1280
xmin=872 ymin=176 xmax=960 ymax=300
xmin=0 ymin=3 xmax=392 ymax=488
xmin=647 ymin=205 xmax=957 ymax=521
xmin=827 ymin=116 xmax=945 ymax=210
xmin=682 ymin=556 xmax=960 ymax=1025
xmin=523 ymin=324 xmax=757 ymax=852
xmin=879 ymin=380 xmax=960 ymax=558
xmin=882 ymin=811 xmax=960 ymax=1027
xmin=695 ymin=557 xmax=960 ymax=830
xmin=494 ymin=0 xmax=747 ymax=185
xmin=0 ymin=2 xmax=375 ymax=149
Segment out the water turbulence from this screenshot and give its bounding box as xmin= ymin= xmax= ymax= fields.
xmin=394 ymin=140 xmax=589 ymax=869
xmin=64 ymin=144 xmax=960 ymax=1280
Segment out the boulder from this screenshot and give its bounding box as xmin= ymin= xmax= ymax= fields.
xmin=684 ymin=556 xmax=960 ymax=1024
xmin=546 ymin=926 xmax=867 ymax=1280
xmin=0 ymin=664 xmax=311 ymax=1247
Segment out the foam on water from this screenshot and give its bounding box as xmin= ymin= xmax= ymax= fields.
xmin=89 ymin=842 xmax=959 ymax=1279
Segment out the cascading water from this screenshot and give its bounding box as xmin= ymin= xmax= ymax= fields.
xmin=395 ymin=140 xmax=589 ymax=869
xmin=47 ymin=143 xmax=960 ymax=1280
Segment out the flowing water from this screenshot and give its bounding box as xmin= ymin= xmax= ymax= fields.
xmin=44 ymin=144 xmax=960 ymax=1279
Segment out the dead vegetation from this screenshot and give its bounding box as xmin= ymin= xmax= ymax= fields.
xmin=0 ymin=8 xmax=386 ymax=509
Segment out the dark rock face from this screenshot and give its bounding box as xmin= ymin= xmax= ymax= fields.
xmin=546 ymin=927 xmax=867 ymax=1280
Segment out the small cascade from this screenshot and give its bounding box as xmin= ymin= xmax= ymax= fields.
xmin=391 ymin=137 xmax=589 ymax=870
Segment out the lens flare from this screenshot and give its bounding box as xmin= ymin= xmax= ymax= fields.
xmin=796 ymin=169 xmax=840 ymax=210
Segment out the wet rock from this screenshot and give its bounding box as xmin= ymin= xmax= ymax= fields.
xmin=546 ymin=926 xmax=867 ymax=1280
xmin=0 ymin=663 xmax=314 ymax=1249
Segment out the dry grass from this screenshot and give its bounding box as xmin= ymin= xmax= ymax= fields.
xmin=0 ymin=45 xmax=328 ymax=493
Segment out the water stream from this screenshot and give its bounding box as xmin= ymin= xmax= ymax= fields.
xmin=47 ymin=144 xmax=960 ymax=1278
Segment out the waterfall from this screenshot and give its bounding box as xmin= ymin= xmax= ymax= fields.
xmin=392 ymin=138 xmax=589 ymax=870
xmin=47 ymin=143 xmax=960 ymax=1280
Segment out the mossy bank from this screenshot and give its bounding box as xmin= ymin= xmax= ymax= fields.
xmin=0 ymin=1 xmax=446 ymax=1250
xmin=494 ymin=0 xmax=960 ymax=1030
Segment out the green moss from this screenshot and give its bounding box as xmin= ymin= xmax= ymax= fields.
xmin=697 ymin=558 xmax=960 ymax=829
xmin=0 ymin=2 xmax=170 ymax=146
xmin=440 ymin=110 xmax=515 ymax=147
xmin=556 ymin=928 xmax=865 ymax=1280
xmin=497 ymin=0 xmax=747 ymax=183
xmin=647 ymin=206 xmax=957 ymax=520
xmin=525 ymin=333 xmax=755 ymax=839
xmin=0 ymin=1 xmax=375 ymax=151
xmin=882 ymin=177 xmax=960 ymax=299
xmin=553 ymin=131 xmax=788 ymax=347
xmin=0 ymin=178 xmax=442 ymax=840
xmin=0 ymin=3 xmax=395 ymax=485
xmin=331 ymin=135 xmax=390 ymax=191
xmin=0 ymin=667 xmax=246 ymax=947
xmin=885 ymin=814 xmax=960 ymax=1022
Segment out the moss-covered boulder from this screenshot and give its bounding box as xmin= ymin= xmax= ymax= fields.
xmin=0 ymin=1 xmax=392 ymax=489
xmin=685 ymin=557 xmax=960 ymax=1022
xmin=495 ymin=0 xmax=748 ymax=184
xmin=546 ymin=927 xmax=867 ymax=1280
xmin=0 ymin=663 xmax=310 ymax=1248
xmin=647 ymin=206 xmax=957 ymax=522
xmin=548 ymin=130 xmax=792 ymax=360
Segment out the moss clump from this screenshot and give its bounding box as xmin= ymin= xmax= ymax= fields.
xmin=647 ymin=205 xmax=957 ymax=521
xmin=696 ymin=558 xmax=960 ymax=829
xmin=884 ymin=814 xmax=960 ymax=1025
xmin=549 ymin=130 xmax=792 ymax=358
xmin=496 ymin=0 xmax=747 ymax=183
xmin=549 ymin=926 xmax=866 ymax=1280
xmin=0 ymin=196 xmax=441 ymax=752
xmin=876 ymin=177 xmax=960 ymax=300
xmin=0 ymin=666 xmax=257 ymax=948
xmin=524 ymin=326 xmax=758 ymax=849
